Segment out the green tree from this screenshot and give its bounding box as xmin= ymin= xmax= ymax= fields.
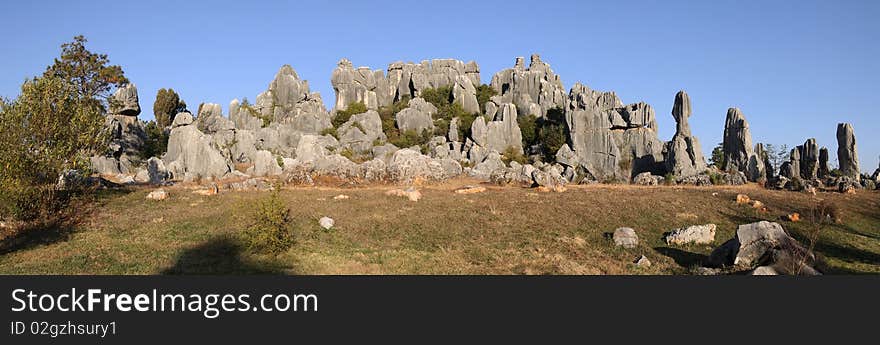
xmin=42 ymin=35 xmax=128 ymax=109
xmin=153 ymin=88 xmax=187 ymax=128
xmin=710 ymin=143 xmax=724 ymax=168
xmin=475 ymin=84 xmax=497 ymax=112
xmin=333 ymin=101 xmax=368 ymax=128
xmin=0 ymin=76 xmax=109 ymax=220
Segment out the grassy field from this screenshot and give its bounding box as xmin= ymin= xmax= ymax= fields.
xmin=0 ymin=178 xmax=877 ymax=274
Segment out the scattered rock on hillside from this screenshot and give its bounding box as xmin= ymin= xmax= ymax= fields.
xmin=634 ymin=255 xmax=651 ymax=267
xmin=735 ymin=194 xmax=750 ymax=205
xmin=454 ymin=185 xmax=486 ymax=194
xmin=385 ymin=187 xmax=422 ymax=202
xmin=706 ymin=221 xmax=820 ymax=275
xmin=319 ymin=217 xmax=335 ymax=230
xmin=146 ymin=189 xmax=168 ymax=201
xmin=613 ymin=227 xmax=639 ymax=248
xmin=664 ymin=224 xmax=716 ymax=245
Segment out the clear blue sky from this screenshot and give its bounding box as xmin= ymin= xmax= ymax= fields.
xmin=2 ymin=0 xmax=878 ymax=172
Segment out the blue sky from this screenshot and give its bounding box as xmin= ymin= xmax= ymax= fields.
xmin=2 ymin=0 xmax=879 ymax=172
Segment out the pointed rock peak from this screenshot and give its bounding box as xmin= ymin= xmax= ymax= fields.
xmin=672 ymin=90 xmax=691 ymax=121
xmin=514 ymin=56 xmax=525 ymax=69
xmin=530 ymin=53 xmax=542 ymax=65
xmin=338 ymin=58 xmax=353 ymax=68
xmin=276 ymin=64 xmax=299 ymax=79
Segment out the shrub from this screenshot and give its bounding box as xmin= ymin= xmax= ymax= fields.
xmin=142 ymin=120 xmax=168 ymax=159
xmin=710 ymin=142 xmax=725 ymax=168
xmin=0 ymin=76 xmax=108 ymax=221
xmin=475 ymin=84 xmax=497 ymax=112
xmin=241 ymin=189 xmax=294 ymax=254
xmin=333 ymin=102 xmax=367 ymax=128
xmin=320 ymin=127 xmax=338 ymax=139
xmin=389 ymin=129 xmax=432 ymax=153
xmin=421 ymin=86 xmax=453 ymax=108
xmin=664 ymin=173 xmax=675 ymax=185
xmin=709 ymin=172 xmax=724 ymax=185
xmin=518 ymin=114 xmax=538 ymax=147
xmin=501 ymin=146 xmax=528 ymax=165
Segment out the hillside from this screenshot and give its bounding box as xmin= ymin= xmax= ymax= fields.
xmin=1 ymin=179 xmax=876 ymax=275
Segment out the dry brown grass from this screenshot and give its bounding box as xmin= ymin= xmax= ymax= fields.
xmin=0 ymin=178 xmax=877 ymax=275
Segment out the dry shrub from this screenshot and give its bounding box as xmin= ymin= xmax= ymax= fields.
xmin=241 ymin=189 xmax=294 ymax=254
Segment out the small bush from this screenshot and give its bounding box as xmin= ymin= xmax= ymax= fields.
xmin=664 ymin=173 xmax=675 ymax=185
xmin=333 ymin=102 xmax=367 ymax=128
xmin=709 ymin=172 xmax=724 ymax=185
xmin=389 ymin=129 xmax=432 ymax=152
xmin=241 ymin=190 xmax=294 ymax=254
xmin=475 ymin=84 xmax=497 ymax=113
xmin=320 ymin=127 xmax=338 ymax=139
xmin=142 ymin=120 xmax=168 ymax=159
xmin=518 ymin=114 xmax=538 ymax=147
xmin=501 ymin=146 xmax=528 ymax=165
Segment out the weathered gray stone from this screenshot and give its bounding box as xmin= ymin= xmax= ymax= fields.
xmin=338 ymin=110 xmax=387 ymax=154
xmin=470 ymin=104 xmax=523 ymax=155
xmin=490 ymin=54 xmax=566 ymax=118
xmin=387 ymin=148 xmax=447 ymax=183
xmin=395 ymin=98 xmax=436 ymax=133
xmin=799 ymin=138 xmax=819 ymax=180
xmin=665 ymin=91 xmax=707 ymax=179
xmin=613 ymin=227 xmax=638 ymax=248
xmin=707 ymin=221 xmax=819 ymax=275
xmin=295 ymin=134 xmax=339 ymax=162
xmin=837 ymin=123 xmax=860 ymax=181
xmin=722 ymin=107 xmax=764 ymax=181
xmin=246 ymin=150 xmax=282 ymax=177
xmin=818 ymin=147 xmax=830 ymax=179
xmin=164 ymin=124 xmax=231 ymax=181
xmin=133 ymin=157 xmax=168 ymax=185
xmin=664 ymin=224 xmax=716 ymax=245
xmin=196 ymin=103 xmax=234 ymax=134
xmin=171 ymin=112 xmax=194 ymax=127
xmin=109 ymin=84 xmax=140 ymax=116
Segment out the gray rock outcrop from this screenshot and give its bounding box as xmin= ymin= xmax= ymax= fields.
xmin=338 ymin=110 xmax=387 ymax=154
xmin=332 ymin=58 xmax=481 ymax=111
xmin=490 ymin=54 xmax=566 ymax=118
xmin=613 ymin=227 xmax=639 ymax=248
xmin=707 ymin=221 xmax=819 ymax=275
xmin=163 ymin=122 xmax=231 ymax=181
xmin=722 ymin=107 xmax=764 ymax=181
xmin=664 ymin=224 xmax=716 ymax=245
xmin=794 ymin=138 xmax=819 ymax=181
xmin=469 ymin=103 xmax=523 ymax=155
xmin=109 ymin=84 xmax=141 ymax=116
xmin=395 ymin=98 xmax=436 ymax=133
xmin=818 ymin=147 xmax=830 ymax=179
xmin=665 ymin=91 xmax=707 ymax=179
xmin=836 ymin=123 xmax=860 ymax=181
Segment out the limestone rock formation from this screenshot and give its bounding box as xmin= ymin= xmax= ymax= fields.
xmin=707 ymin=221 xmax=819 ymax=275
xmin=798 ymin=138 xmax=819 ymax=180
xmin=469 ymin=103 xmax=523 ymax=155
xmin=665 ymin=91 xmax=707 ymax=178
xmin=91 ymin=84 xmax=146 ymax=175
xmin=163 ymin=121 xmax=231 ymax=181
xmin=722 ymin=107 xmax=764 ymax=181
xmin=331 ymin=58 xmax=387 ymax=110
xmin=109 ymin=84 xmax=141 ymax=116
xmin=818 ymin=147 xmax=830 ymax=179
xmin=836 ymin=123 xmax=860 ymax=181
xmin=196 ymin=103 xmax=234 ymax=134
xmin=256 ymin=65 xmax=331 ymax=130
xmin=490 ymin=54 xmax=567 ymax=118
xmin=395 ymin=98 xmax=436 ymax=133
xmin=338 ymin=110 xmax=387 ymax=154
xmin=333 ymin=58 xmax=482 ymax=111
xmin=664 ymin=224 xmax=716 ymax=245
xmin=558 ymin=82 xmax=665 ymax=181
